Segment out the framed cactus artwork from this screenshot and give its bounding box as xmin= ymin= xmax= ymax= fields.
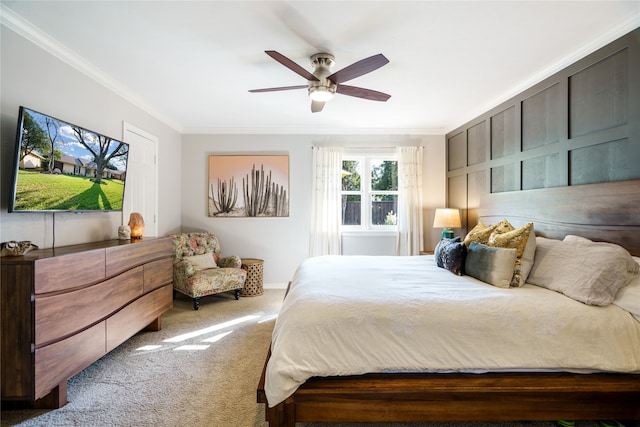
xmin=208 ymin=155 xmax=289 ymax=217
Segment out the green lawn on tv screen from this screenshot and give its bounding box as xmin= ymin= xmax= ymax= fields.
xmin=14 ymin=170 xmax=125 ymax=211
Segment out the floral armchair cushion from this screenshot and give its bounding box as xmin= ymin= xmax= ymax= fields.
xmin=170 ymin=232 xmax=247 ymax=300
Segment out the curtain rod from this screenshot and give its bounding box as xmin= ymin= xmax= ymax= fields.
xmin=310 ymin=145 xmax=420 ymax=150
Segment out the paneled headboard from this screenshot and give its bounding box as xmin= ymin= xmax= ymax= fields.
xmin=446 ymin=27 xmax=640 ymax=257
xmin=476 ymin=179 xmax=640 ymax=256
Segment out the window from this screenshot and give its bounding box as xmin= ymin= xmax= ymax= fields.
xmin=341 ymin=155 xmax=398 ymax=230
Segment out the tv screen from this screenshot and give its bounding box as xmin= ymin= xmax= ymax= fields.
xmin=9 ymin=107 xmax=129 ymax=213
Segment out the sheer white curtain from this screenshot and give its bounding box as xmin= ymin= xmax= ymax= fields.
xmin=309 ymin=146 xmax=343 ymax=256
xmin=396 ymin=146 xmax=424 ymax=255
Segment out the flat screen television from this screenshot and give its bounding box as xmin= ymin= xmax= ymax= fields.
xmin=8 ymin=106 xmax=130 ymax=213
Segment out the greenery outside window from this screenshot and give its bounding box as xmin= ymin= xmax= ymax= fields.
xmin=341 ymin=155 xmax=398 ymax=230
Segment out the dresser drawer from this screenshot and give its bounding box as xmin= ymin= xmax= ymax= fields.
xmin=105 ymin=238 xmax=172 ymax=277
xmin=34 ymin=322 xmax=105 ymax=400
xmin=144 ymin=258 xmax=173 ymax=293
xmin=106 ymin=285 xmax=173 ymax=352
xmin=34 ymin=249 xmax=105 ymax=294
xmin=35 ymin=267 xmax=144 ymax=346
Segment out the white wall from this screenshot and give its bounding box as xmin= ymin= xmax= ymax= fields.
xmin=181 ymin=134 xmax=446 ymax=286
xmin=0 ymin=26 xmax=183 ymax=247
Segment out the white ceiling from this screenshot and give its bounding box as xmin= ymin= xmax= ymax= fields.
xmin=2 ymin=1 xmax=639 ymax=135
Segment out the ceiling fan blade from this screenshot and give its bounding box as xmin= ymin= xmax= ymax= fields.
xmin=328 ymin=54 xmax=389 ymax=84
xmin=311 ymin=100 xmax=325 ymax=113
xmin=336 ymin=85 xmax=391 ymax=102
xmin=249 ymin=85 xmax=307 ymax=93
xmin=265 ymin=50 xmax=319 ymax=81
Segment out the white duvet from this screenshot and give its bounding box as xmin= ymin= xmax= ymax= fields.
xmin=265 ymin=255 xmax=640 ymax=407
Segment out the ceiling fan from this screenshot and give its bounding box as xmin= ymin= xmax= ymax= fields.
xmin=249 ymin=50 xmax=391 ymax=113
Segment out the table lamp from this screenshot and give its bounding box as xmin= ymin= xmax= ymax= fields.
xmin=433 ymin=208 xmax=461 ymax=239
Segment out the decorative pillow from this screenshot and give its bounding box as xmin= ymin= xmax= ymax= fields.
xmin=488 ymin=222 xmax=536 ymax=287
xmin=184 ymin=253 xmax=218 ymax=271
xmin=463 ymin=219 xmax=513 ymax=248
xmin=527 ymin=236 xmax=639 ymax=306
xmin=434 ymin=237 xmax=461 ymax=267
xmin=434 ymin=238 xmax=466 ymax=275
xmin=463 ymin=222 xmax=486 ymax=247
xmin=464 ymin=242 xmax=518 ymax=288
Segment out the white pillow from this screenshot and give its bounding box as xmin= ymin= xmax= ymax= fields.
xmin=613 ymin=257 xmax=640 ymax=322
xmin=528 ymin=237 xmax=639 ymax=306
xmin=184 ymin=253 xmax=218 ymax=271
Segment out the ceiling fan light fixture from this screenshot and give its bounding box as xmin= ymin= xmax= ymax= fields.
xmin=308 ymin=86 xmax=336 ymax=102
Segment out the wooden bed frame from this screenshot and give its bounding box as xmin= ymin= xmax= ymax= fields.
xmin=257 ymin=180 xmax=640 ymax=427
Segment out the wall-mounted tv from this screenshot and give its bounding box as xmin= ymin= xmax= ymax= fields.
xmin=8 ymin=107 xmax=129 ymax=213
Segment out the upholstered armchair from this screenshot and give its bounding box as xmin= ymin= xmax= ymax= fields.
xmin=170 ymin=232 xmax=247 ymax=310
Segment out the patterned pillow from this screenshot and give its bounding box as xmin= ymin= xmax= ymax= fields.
xmin=434 ymin=237 xmax=466 ymax=275
xmin=463 ymin=219 xmax=513 ymax=247
xmin=488 ymin=222 xmax=536 ymax=287
xmin=434 ymin=237 xmax=461 ymax=267
xmin=465 ymin=242 xmax=518 ymax=288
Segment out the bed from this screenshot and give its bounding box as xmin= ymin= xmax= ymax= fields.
xmin=257 ymin=180 xmax=640 ymax=426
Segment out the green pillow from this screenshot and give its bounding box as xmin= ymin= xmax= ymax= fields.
xmin=465 ymin=242 xmax=517 ymax=288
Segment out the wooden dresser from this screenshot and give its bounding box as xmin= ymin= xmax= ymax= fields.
xmin=1 ymin=237 xmax=174 ymax=409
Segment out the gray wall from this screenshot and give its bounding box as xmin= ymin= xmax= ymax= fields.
xmin=181 ymin=134 xmax=446 ymax=285
xmin=0 ymin=26 xmax=183 ymax=247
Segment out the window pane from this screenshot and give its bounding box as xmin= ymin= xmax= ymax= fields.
xmin=342 ymin=194 xmax=361 ymax=225
xmin=371 ymin=194 xmax=397 ymax=225
xmin=371 ymin=160 xmax=398 ymax=191
xmin=342 ymin=160 xmax=361 ymax=191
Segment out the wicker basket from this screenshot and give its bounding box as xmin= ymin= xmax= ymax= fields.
xmin=240 ymin=258 xmax=264 ymax=296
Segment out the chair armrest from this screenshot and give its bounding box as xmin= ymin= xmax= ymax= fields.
xmin=174 ymin=259 xmax=195 ymax=278
xmin=218 ymin=255 xmax=242 ymax=269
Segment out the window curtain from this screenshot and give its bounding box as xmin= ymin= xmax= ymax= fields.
xmin=309 ymin=146 xmax=343 ymax=256
xmin=396 ymin=146 xmax=424 ymax=256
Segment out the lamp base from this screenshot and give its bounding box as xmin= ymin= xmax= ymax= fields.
xmin=441 ymin=228 xmax=454 ymax=239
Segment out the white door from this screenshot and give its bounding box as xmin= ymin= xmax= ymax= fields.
xmin=122 ymin=122 xmax=158 ymax=237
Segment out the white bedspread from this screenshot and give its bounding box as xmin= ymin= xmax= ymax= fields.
xmin=265 ymin=255 xmax=640 ymax=407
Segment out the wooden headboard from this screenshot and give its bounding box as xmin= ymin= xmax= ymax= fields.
xmin=475 ymin=179 xmax=640 ymax=256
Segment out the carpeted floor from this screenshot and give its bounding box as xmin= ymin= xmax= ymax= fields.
xmin=2 ymin=289 xmax=284 ymax=427
xmin=0 ymin=289 xmax=611 ymax=427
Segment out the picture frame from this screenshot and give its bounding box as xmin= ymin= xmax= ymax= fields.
xmin=208 ymin=154 xmax=289 ymax=217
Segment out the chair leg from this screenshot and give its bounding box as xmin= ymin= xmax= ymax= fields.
xmin=234 ymin=289 xmax=240 ymax=300
xmin=193 ymin=298 xmax=200 ymax=310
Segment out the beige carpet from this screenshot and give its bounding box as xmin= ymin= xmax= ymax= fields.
xmin=1 ymin=289 xmax=607 ymax=427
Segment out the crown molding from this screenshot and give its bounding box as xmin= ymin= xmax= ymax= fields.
xmin=0 ymin=4 xmax=183 ymax=133
xmin=180 ymin=126 xmax=447 ymax=136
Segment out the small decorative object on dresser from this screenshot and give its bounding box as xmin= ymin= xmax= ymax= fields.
xmin=128 ymin=212 xmax=145 ymax=239
xmin=0 ymin=240 xmax=39 ymax=257
xmin=241 ymin=258 xmax=264 ymax=296
xmin=118 ymin=225 xmax=131 ymax=240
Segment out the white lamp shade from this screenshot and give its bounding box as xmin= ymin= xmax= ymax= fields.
xmin=433 ymin=208 xmax=461 ymax=228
